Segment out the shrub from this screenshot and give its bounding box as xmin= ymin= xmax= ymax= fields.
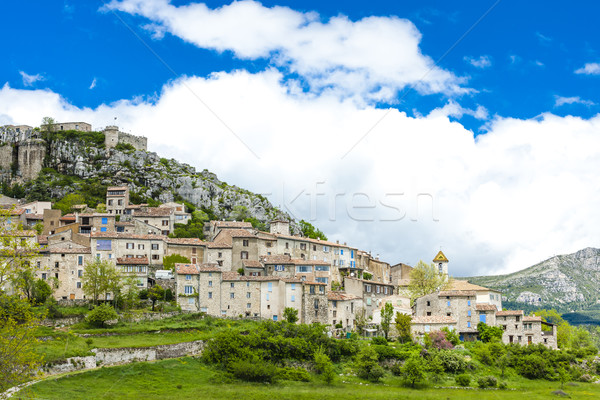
xmin=498 ymin=381 xmax=508 ymax=389
xmin=455 ymin=374 xmax=471 ymax=387
xmin=228 ymin=358 xmax=278 ymax=383
xmin=371 ymin=336 xmax=387 ymax=346
xmin=401 ymin=355 xmax=426 ymax=388
xmin=372 ymin=345 xmax=400 ymax=360
xmin=314 ymin=347 xmax=335 ymax=384
xmin=86 ymin=304 xmax=118 ymax=327
xmin=517 ymin=354 xmax=548 ymax=379
xmin=283 ymin=307 xmax=299 ymax=324
xmin=424 ymin=330 xmax=453 ymax=350
xmin=441 ymin=327 xmax=460 ymax=346
xmin=477 ymin=376 xmax=497 ymax=388
xmin=276 ymin=367 xmax=311 ymax=382
xmin=355 ymin=346 xmax=385 ymax=382
xmin=437 ymin=350 xmax=467 ymax=373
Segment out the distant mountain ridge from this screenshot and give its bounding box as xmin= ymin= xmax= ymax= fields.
xmin=467 ymin=247 xmax=600 ymax=312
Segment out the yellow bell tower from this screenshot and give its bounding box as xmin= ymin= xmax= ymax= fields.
xmin=433 ymin=250 xmax=449 ymax=276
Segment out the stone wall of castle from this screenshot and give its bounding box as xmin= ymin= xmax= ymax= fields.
xmin=18 ymin=139 xmax=46 ymax=182
xmin=103 ymin=126 xmax=147 ymax=151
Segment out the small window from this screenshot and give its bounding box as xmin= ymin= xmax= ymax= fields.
xmin=230 ymin=282 xmax=235 ymax=288
xmin=246 ymin=292 xmax=251 ymax=298
xmin=241 ymin=251 xmax=248 ymax=259
xmin=291 ymin=295 xmax=295 ymax=302
xmin=101 ymin=217 xmax=108 ymax=225
xmin=243 ymin=240 xmax=249 ymax=247
xmin=186 ymin=274 xmax=192 ymax=280
xmin=152 ymin=244 xmax=159 ymax=250
xmin=230 ymin=293 xmax=235 ymax=299
xmin=208 ymin=292 xmax=213 ymax=299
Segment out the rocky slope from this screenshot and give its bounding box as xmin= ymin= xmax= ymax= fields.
xmin=5 ymin=130 xmax=297 ymax=232
xmin=467 ymin=248 xmax=600 ymax=312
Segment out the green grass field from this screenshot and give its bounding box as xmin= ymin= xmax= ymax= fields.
xmin=18 ymin=357 xmax=600 ymax=400
xmin=35 ymin=314 xmax=259 ymax=362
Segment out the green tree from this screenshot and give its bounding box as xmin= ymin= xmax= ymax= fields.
xmin=120 ymin=276 xmax=140 ymax=310
xmin=283 ymin=307 xmax=299 ymax=324
xmin=441 ymin=327 xmax=460 ymax=346
xmin=380 ymin=302 xmax=394 ymax=340
xmin=402 ymin=355 xmax=426 ymax=388
xmin=32 ymin=278 xmax=53 ymax=304
xmin=81 ymin=259 xmax=121 ymax=305
xmin=403 ymin=260 xmax=450 ymax=305
xmin=86 ymin=303 xmax=118 ymax=327
xmin=53 ymin=193 xmax=86 ymax=215
xmin=355 ymin=346 xmax=384 ymax=382
xmin=41 ymin=116 xmax=56 ymax=133
xmin=477 ymin=322 xmax=503 ymax=342
xmin=163 ymin=254 xmax=191 ymax=271
xmin=298 ymin=219 xmax=327 ymax=240
xmin=394 ymin=312 xmax=413 ymax=343
xmin=557 ymin=366 xmax=570 ymax=389
xmin=313 ymin=347 xmax=335 ymax=384
xmin=0 ymin=294 xmax=42 ymax=391
xmin=148 ymin=285 xmax=165 ymax=311
xmin=0 ymin=209 xmax=40 ymax=290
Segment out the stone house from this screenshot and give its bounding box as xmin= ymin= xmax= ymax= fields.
xmin=327 ymin=291 xmax=363 ymax=330
xmin=411 ymin=316 xmax=457 ymax=338
xmin=37 ymin=247 xmax=91 ymax=300
xmin=131 ymin=207 xmax=175 ymax=236
xmin=159 ymin=202 xmax=191 ymax=225
xmin=69 ymin=213 xmax=116 ymax=234
xmin=205 ymin=220 xmax=253 ymax=241
xmin=174 ymin=264 xmax=327 ymax=323
xmin=106 ymin=186 xmax=129 ymax=216
xmin=164 ymin=237 xmax=206 ymax=265
xmin=90 ymin=232 xmax=166 ymax=267
xmin=343 ymin=276 xmax=395 ymax=318
xmin=43 ymin=122 xmax=92 ymax=132
xmin=116 ymin=257 xmax=149 ymax=289
xmin=205 ymin=241 xmax=232 ymax=270
xmin=42 ymin=209 xmax=62 ymax=235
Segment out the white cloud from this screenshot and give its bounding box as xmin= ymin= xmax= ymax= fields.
xmin=2 ymin=72 xmax=600 ymax=277
xmin=575 ymin=62 xmax=600 ymax=75
xmin=102 ymin=0 xmax=468 ymax=101
xmin=554 ymin=95 xmax=595 ymax=107
xmin=464 ymin=55 xmax=492 ymax=69
xmin=89 ymin=78 xmax=97 ymax=90
xmin=19 ymin=71 xmax=44 ymax=87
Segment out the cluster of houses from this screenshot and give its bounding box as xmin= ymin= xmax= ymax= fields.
xmin=1 ymin=185 xmax=557 ymax=349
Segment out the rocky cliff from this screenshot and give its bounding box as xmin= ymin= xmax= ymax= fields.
xmin=0 ymin=127 xmax=297 ymax=231
xmin=467 ymin=247 xmax=600 ymax=312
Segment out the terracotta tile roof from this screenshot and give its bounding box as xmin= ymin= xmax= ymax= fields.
xmin=273 ymin=233 xmax=357 ymax=250
xmin=115 ymin=221 xmax=135 ymax=226
xmin=4 ymin=230 xmax=37 ymax=237
xmin=76 ymin=213 xmax=113 ymax=217
xmin=242 ymin=260 xmax=263 ymax=268
xmin=47 ymin=247 xmax=91 ymax=254
xmin=91 ymin=232 xmax=166 ymax=240
xmin=327 ymin=292 xmax=362 ymax=301
xmin=218 ymin=229 xmax=257 ymax=238
xmin=24 ymin=213 xmax=43 ymax=220
xmin=346 ymin=276 xmax=395 ymax=287
xmin=412 ymin=315 xmax=456 ymax=324
xmin=165 ymin=237 xmax=206 ymax=245
xmin=262 ymin=254 xmax=293 ymax=264
xmin=523 ymin=316 xmax=543 ymax=322
xmin=117 ymin=257 xmax=149 ymax=265
xmin=197 ymin=263 xmax=222 ymax=272
xmin=176 ymin=264 xmax=200 ymax=274
xmin=476 ymin=304 xmax=498 ymax=311
xmin=133 ymin=207 xmax=173 ymax=217
xmin=256 ymin=232 xmax=277 ymax=240
xmin=107 ymin=186 xmax=128 ymax=191
xmin=221 ymin=272 xmax=281 ymax=281
xmin=450 ymin=280 xmax=499 ymax=292
xmin=438 ymin=290 xmax=476 ymax=297
xmin=212 ymin=221 xmax=252 ymax=228
xmin=496 ymin=310 xmax=524 ymax=316
xmin=60 ymin=215 xmax=76 ymax=221
xmin=37 ymin=235 xmax=48 ymax=244
xmin=9 ymin=208 xmax=25 ymax=215
xmin=206 ymin=241 xmax=232 ymax=249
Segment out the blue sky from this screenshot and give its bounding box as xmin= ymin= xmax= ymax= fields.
xmin=3 ymin=1 xmax=599 ymax=130
xmin=2 ymin=1 xmax=600 ymax=275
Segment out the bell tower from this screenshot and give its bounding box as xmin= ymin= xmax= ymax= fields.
xmin=433 ymin=250 xmax=449 ymax=277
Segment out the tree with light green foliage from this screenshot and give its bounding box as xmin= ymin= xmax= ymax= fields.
xmin=283 ymin=307 xmax=299 ymax=324
xmin=380 ymin=302 xmax=394 ymax=340
xmin=163 ymin=254 xmax=191 ymax=271
xmin=394 ymin=312 xmax=412 ymax=343
xmin=298 ymin=219 xmax=327 ymax=240
xmin=82 ymin=259 xmax=121 ymax=306
xmin=53 ymin=193 xmax=86 ymax=215
xmin=402 ymin=355 xmax=426 ymax=388
xmin=404 ymin=260 xmax=450 ymax=305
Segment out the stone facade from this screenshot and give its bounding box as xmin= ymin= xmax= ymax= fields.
xmin=44 ymin=122 xmax=92 ymax=132
xmin=328 ymin=292 xmax=363 ymax=330
xmin=103 ymin=125 xmax=147 ymax=151
xmin=106 ymin=186 xmax=129 ymax=216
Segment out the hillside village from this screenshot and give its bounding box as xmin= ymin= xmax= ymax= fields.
xmin=0 ymin=122 xmax=558 ymax=350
